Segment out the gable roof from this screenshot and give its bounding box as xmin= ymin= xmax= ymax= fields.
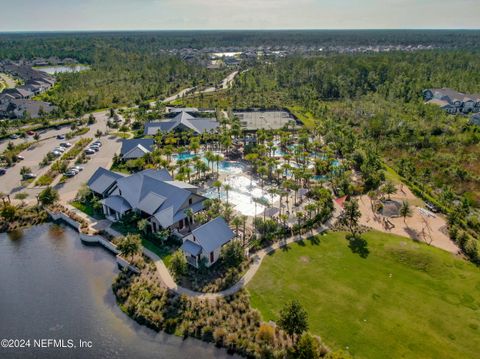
xmin=88 ymin=167 xmax=206 ymax=228
xmin=115 ymin=169 xmax=199 ymax=218
xmin=180 ymin=239 xmax=203 ymax=256
xmin=189 ymin=217 xmax=234 ymax=253
xmin=144 ymin=111 xmax=219 ymax=135
xmin=87 ymin=167 xmax=125 ymax=195
xmin=122 ymin=145 xmax=150 ymax=159
xmin=120 ymin=138 xmax=154 ymax=156
xmin=101 ymin=195 xmax=131 ymax=213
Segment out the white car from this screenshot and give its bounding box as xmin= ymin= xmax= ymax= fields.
xmin=92 ymin=141 xmax=102 ymax=147
xmin=64 ymin=171 xmax=77 ymax=177
xmin=17 ymin=155 xmax=25 ymax=160
xmin=89 ymin=146 xmax=100 ymax=152
xmin=54 ymin=147 xmax=66 ymax=152
xmin=72 ymin=166 xmax=84 ymax=172
xmin=51 ymin=150 xmax=62 ymax=156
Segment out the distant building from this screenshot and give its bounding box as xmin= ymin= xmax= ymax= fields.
xmin=2 ymin=87 xmax=33 ymax=99
xmin=0 ymin=63 xmax=56 ymax=119
xmin=180 ymin=216 xmax=235 ymax=267
xmin=423 ymin=88 xmax=480 ymax=114
xmin=120 ymin=139 xmax=155 ymax=160
xmin=87 ymin=168 xmax=207 ymax=232
xmin=0 ymin=99 xmax=55 ymax=119
xmin=144 ymin=111 xmax=219 ymax=136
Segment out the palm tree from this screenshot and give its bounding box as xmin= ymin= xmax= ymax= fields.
xmin=400 ymin=200 xmax=412 ymax=224
xmin=383 ymin=181 xmax=397 ymax=201
xmin=20 ymin=166 xmax=31 ymax=178
xmin=223 ymin=184 xmax=232 ymax=205
xmin=184 ymin=208 xmax=194 ymax=232
xmin=296 ymin=211 xmax=305 ymax=232
xmin=137 ymin=218 xmax=149 ymax=234
xmin=212 ymin=180 xmax=222 ymax=200
xmin=231 ymin=216 xmax=242 ymax=238
xmin=240 ymin=215 xmax=248 ymax=246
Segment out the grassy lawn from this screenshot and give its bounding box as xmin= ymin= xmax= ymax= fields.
xmin=71 ymin=201 xmax=105 ymax=220
xmin=247 ymin=231 xmax=480 ymax=359
xmin=141 ymin=239 xmax=176 ymax=266
xmin=110 ymin=221 xmax=177 ymax=265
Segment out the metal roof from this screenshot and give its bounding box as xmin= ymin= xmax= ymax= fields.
xmin=180 ymin=239 xmax=202 ymax=256
xmin=101 ymin=195 xmax=131 ymax=213
xmin=190 ymin=217 xmax=234 ymax=253
xmin=87 ymin=167 xmax=125 ymax=195
xmin=120 ymin=139 xmax=154 ymax=156
xmin=144 ymin=111 xmax=219 ymax=135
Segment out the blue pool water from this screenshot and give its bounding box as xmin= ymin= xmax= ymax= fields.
xmin=173 ymin=152 xmax=199 ymax=161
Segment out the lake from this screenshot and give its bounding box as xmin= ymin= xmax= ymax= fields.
xmin=34 ymin=65 xmax=90 ymax=74
xmin=0 ymin=224 xmax=235 ymax=359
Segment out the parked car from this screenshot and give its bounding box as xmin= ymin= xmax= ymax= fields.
xmin=0 ymin=168 xmax=6 ymax=175
xmin=92 ymin=141 xmax=102 ymax=147
xmin=60 ymin=142 xmax=72 ymax=148
xmin=16 ymin=155 xmax=25 ymax=160
xmin=51 ymin=150 xmax=62 ymax=156
xmin=23 ymin=173 xmax=37 ymax=179
xmin=89 ymin=146 xmax=100 ymax=152
xmin=84 ymin=149 xmax=95 ymax=155
xmin=64 ymin=171 xmax=77 ymax=177
xmin=27 ymin=130 xmax=35 ymax=136
xmin=425 ymin=202 xmax=439 ymax=213
xmin=72 ymin=165 xmax=84 ymax=172
xmin=56 ymin=134 xmax=65 ymax=140
xmin=10 ymin=134 xmax=19 ymax=139
xmin=69 ymin=168 xmax=80 ymax=174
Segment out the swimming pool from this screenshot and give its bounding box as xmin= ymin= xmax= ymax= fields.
xmin=172 ymin=152 xmax=199 ymax=161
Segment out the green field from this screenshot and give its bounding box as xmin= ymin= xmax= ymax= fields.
xmin=247 ymin=231 xmax=480 ymax=359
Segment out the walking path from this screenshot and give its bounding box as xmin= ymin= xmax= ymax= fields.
xmin=64 ymin=202 xmax=341 ymax=300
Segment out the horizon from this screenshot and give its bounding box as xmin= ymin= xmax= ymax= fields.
xmin=1 ymin=28 xmax=479 ymax=34
xmin=2 ymin=0 xmax=480 ymax=32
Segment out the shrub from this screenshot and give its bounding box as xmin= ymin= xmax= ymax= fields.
xmin=169 ymin=250 xmax=188 ymax=279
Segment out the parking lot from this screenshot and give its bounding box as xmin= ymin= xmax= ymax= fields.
xmin=1 ymin=110 xmax=122 ymax=203
xmin=55 ymin=134 xmax=122 ymax=202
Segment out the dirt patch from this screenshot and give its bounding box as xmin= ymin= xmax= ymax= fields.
xmin=357 ymin=184 xmax=460 ymax=254
xmin=299 ymin=256 xmax=310 ymax=263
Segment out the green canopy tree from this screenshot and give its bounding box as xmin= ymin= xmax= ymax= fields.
xmin=278 ymin=299 xmax=309 ymax=342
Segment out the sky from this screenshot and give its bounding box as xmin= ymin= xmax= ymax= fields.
xmin=1 ymin=0 xmax=479 ymax=32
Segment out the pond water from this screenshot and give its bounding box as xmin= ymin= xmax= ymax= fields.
xmin=35 ymin=65 xmax=90 ymax=74
xmin=0 ymin=224 xmax=235 ymax=359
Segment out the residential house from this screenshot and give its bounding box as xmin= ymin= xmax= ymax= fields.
xmin=423 ymin=88 xmax=480 ymax=114
xmin=2 ymin=87 xmax=33 ymax=99
xmin=180 ymin=216 xmax=235 ymax=267
xmin=120 ymin=139 xmax=155 ymax=160
xmin=144 ymin=111 xmax=219 ymax=136
xmin=0 ymin=98 xmax=55 ymax=119
xmin=87 ymin=168 xmax=207 ymax=232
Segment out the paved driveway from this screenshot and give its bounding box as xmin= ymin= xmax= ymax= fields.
xmin=55 ymin=133 xmax=122 ymax=202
